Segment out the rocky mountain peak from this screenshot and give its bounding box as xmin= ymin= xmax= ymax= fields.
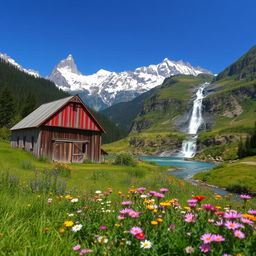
xmin=54 ymin=54 xmax=81 ymax=75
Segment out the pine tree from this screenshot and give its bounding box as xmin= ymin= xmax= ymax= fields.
xmin=21 ymin=91 xmax=37 ymax=118
xmin=0 ymin=85 xmax=16 ymax=128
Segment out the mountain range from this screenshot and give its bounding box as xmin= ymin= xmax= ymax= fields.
xmin=0 ymin=53 xmax=212 ymax=111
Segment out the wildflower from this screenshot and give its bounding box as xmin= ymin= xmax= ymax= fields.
xmin=248 ymin=209 xmax=256 ymax=215
xmin=64 ymin=220 xmax=74 ymax=227
xmin=140 ymin=194 xmax=148 ymax=199
xmin=71 ymin=198 xmax=78 ymax=203
xmin=114 ymin=223 xmax=121 ymax=227
xmin=95 ymin=190 xmax=102 ymax=194
xmin=212 ymin=234 xmax=225 ymax=242
xmin=100 ymin=226 xmax=107 ymax=230
xmin=151 ymin=221 xmax=158 ymax=225
xmin=159 ymin=188 xmax=169 ymax=193
xmin=130 ymin=227 xmax=143 ymax=235
xmin=201 ymin=233 xmax=214 ymax=244
xmin=120 ymin=208 xmax=132 ymax=215
xmin=154 ymin=192 xmax=165 ymax=198
xmin=225 ymin=221 xmax=241 ymax=230
xmin=135 ymin=233 xmax=146 ymax=239
xmin=200 ymin=244 xmax=211 ymax=252
xmin=185 ymin=246 xmax=195 ymax=254
xmin=59 ymin=228 xmax=65 ymax=233
xmin=240 ymin=194 xmax=252 ymax=200
xmin=157 ymin=218 xmax=163 ymax=222
xmin=215 ymin=195 xmax=222 ymax=200
xmin=121 ymin=201 xmax=133 ymax=205
xmin=224 ymin=210 xmax=242 ymax=219
xmin=97 ymin=236 xmax=108 ymax=244
xmin=137 ymin=187 xmax=146 ymax=192
xmin=234 ymin=230 xmax=245 ymax=239
xmin=140 ymin=240 xmax=152 ymax=249
xmin=193 ymin=196 xmax=205 ymax=201
xmin=47 ymin=198 xmax=53 ymax=204
xmin=45 ymin=227 xmax=49 ymax=231
xmin=184 ymin=213 xmax=196 ymax=223
xmin=240 ymin=217 xmax=253 ymax=224
xmin=73 ymin=244 xmax=81 ymax=251
xmin=128 ymin=211 xmax=140 ymax=218
xmin=79 ymin=249 xmax=92 ymax=255
xmin=168 ymin=224 xmax=176 ymax=230
xmin=187 ymin=199 xmax=197 ymax=203
xmin=68 ymin=213 xmax=74 ymax=217
xmin=126 ymin=240 xmax=132 ymax=245
xmin=222 ymin=254 xmax=232 ymax=256
xmin=72 ymin=224 xmax=83 ymax=232
xmin=0 ymin=233 xmax=4 ymax=236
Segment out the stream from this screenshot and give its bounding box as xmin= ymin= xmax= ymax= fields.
xmin=139 ymin=156 xmax=230 ymax=195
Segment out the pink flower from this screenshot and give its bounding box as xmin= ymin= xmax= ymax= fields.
xmin=240 ymin=217 xmax=253 ymax=224
xmin=184 ymin=213 xmax=196 ymax=223
xmin=73 ymin=244 xmax=81 ymax=251
xmin=215 ymin=220 xmax=224 ymax=226
xmin=154 ymin=192 xmax=165 ymax=198
xmin=120 ymin=208 xmax=133 ymax=215
xmin=240 ymin=194 xmax=252 ymax=200
xmin=168 ymin=224 xmax=176 ymax=230
xmin=137 ymin=187 xmax=146 ymax=192
xmin=203 ymin=204 xmax=217 ymax=212
xmin=222 ymin=254 xmax=232 ymax=256
xmin=189 ymin=203 xmax=196 ymax=208
xmin=159 ymin=188 xmax=169 ymax=193
xmin=201 ymin=233 xmax=214 ymax=244
xmin=47 ymin=198 xmax=53 ymax=204
xmin=200 ymin=244 xmax=211 ymax=252
xmin=130 ymin=227 xmax=143 ymax=235
xmin=117 ymin=215 xmax=125 ymax=220
xmin=248 ymin=209 xmax=256 ymax=215
xmin=234 ymin=230 xmax=245 ymax=239
xmin=187 ymin=199 xmax=197 ymax=203
xmin=79 ymin=249 xmax=92 ymax=255
xmin=128 ymin=211 xmax=140 ymax=218
xmin=212 ymin=234 xmax=225 ymax=242
xmin=121 ymin=201 xmax=133 ymax=205
xmin=225 ymin=221 xmax=241 ymax=230
xmin=135 ymin=232 xmax=146 ymax=239
xmin=100 ymin=226 xmax=107 ymax=230
xmin=224 ymin=210 xmax=242 ymax=219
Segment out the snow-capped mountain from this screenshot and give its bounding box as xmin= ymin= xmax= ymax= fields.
xmin=49 ymin=55 xmax=212 ymax=110
xmin=0 ymin=53 xmax=40 ymax=77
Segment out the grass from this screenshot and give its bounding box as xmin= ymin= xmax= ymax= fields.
xmin=194 ymin=156 xmax=256 ymax=193
xmin=0 ymin=141 xmax=256 ymax=255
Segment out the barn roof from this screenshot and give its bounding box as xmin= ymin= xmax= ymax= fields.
xmin=10 ymin=95 xmax=106 ymax=133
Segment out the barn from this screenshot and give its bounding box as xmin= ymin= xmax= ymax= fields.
xmin=10 ymin=95 xmax=106 ymax=163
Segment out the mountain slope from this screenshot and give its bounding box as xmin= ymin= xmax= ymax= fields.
xmin=100 ymin=86 xmax=158 ymax=134
xmin=48 ymin=55 xmax=212 ymax=110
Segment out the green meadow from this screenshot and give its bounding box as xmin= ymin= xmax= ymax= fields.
xmin=0 ymin=141 xmax=256 ymax=255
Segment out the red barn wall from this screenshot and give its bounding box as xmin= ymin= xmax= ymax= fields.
xmin=44 ymin=102 xmax=101 ymax=131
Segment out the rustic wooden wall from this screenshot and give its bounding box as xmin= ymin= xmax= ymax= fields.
xmin=40 ymin=126 xmax=102 ymax=163
xmin=10 ymin=128 xmax=41 ymax=157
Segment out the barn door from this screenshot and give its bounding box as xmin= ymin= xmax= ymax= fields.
xmin=52 ymin=142 xmax=72 ymax=163
xmin=72 ymin=142 xmax=85 ymax=163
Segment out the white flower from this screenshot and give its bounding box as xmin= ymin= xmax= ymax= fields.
xmin=97 ymin=198 xmax=103 ymax=202
xmin=71 ymin=198 xmax=78 ymax=203
xmin=72 ymin=224 xmax=83 ymax=232
xmin=68 ymin=213 xmax=74 ymax=217
xmin=97 ymin=236 xmax=108 ymax=243
xmin=106 ymin=201 xmax=111 ymax=204
xmin=140 ymin=194 xmax=147 ymax=198
xmin=185 ymin=246 xmax=194 ymax=254
xmin=126 ymin=240 xmax=132 ymax=245
xmin=140 ymin=240 xmax=152 ymax=249
xmin=95 ymin=190 xmax=102 ymax=194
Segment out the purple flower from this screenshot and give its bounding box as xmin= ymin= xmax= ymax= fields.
xmin=100 ymin=226 xmax=107 ymax=230
xmin=121 ymin=201 xmax=133 ymax=206
xmin=248 ymin=209 xmax=256 ymax=215
xmin=154 ymin=192 xmax=165 ymax=198
xmin=225 ymin=221 xmax=241 ymax=230
xmin=159 ymin=188 xmax=169 ymax=193
xmin=120 ymin=208 xmax=133 ymax=215
xmin=200 ymin=233 xmax=214 ymax=244
xmin=200 ymin=244 xmax=211 ymax=252
xmin=187 ymin=199 xmax=197 ymax=203
xmin=79 ymin=249 xmax=92 ymax=255
xmin=184 ymin=213 xmax=196 ymax=223
xmin=137 ymin=187 xmax=146 ymax=192
xmin=240 ymin=194 xmax=252 ymax=200
xmin=240 ymin=217 xmax=253 ymax=224
xmin=224 ymin=210 xmax=242 ymax=219
xmin=168 ymin=224 xmax=176 ymax=230
xmin=222 ymin=254 xmax=232 ymax=256
xmin=130 ymin=226 xmax=143 ymax=235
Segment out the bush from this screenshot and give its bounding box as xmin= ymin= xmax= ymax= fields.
xmin=21 ymin=160 xmax=35 ymax=170
xmin=226 ymin=184 xmax=251 ymax=194
xmin=113 ymin=152 xmax=137 ymax=166
xmin=83 ymin=158 xmax=93 ymax=164
xmin=0 ymin=127 xmax=10 ymax=141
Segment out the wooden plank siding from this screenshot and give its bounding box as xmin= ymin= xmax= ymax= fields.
xmin=10 ymin=128 xmax=41 ymax=157
xmin=44 ymin=102 xmax=101 ymax=131
xmin=40 ymin=126 xmax=102 ymax=163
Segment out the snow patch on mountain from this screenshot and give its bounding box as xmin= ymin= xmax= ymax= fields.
xmin=0 ymin=53 xmax=41 ymax=78
xmin=49 ymin=55 xmax=212 ymax=110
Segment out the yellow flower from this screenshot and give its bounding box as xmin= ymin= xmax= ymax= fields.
xmin=64 ymin=221 xmax=74 ymax=227
xmin=160 ymin=202 xmax=171 ymax=207
xmin=114 ymin=224 xmax=121 ymax=227
xmin=27 ymin=204 xmax=31 ymax=207
xmin=0 ymin=233 xmax=4 ymax=237
xmin=153 ymin=209 xmax=158 ymax=213
xmin=151 ymin=221 xmax=158 ymax=225
xmin=215 ymin=206 xmax=222 ymax=210
xmin=243 ymin=214 xmax=256 ymax=221
xmin=119 ymin=242 xmax=124 ymax=245
xmin=59 ymin=228 xmax=65 ymax=233
xmin=146 ymin=205 xmax=154 ymax=210
xmin=65 ymin=195 xmax=73 ymax=200
xmin=236 ymin=254 xmax=243 ymax=256
xmin=215 ymin=195 xmax=222 ymax=200
xmin=184 ymin=207 xmax=190 ymax=210
xmin=157 ymin=218 xmax=163 ymax=222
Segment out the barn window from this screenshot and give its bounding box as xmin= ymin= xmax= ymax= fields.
xmin=17 ymin=137 xmax=19 ymax=147
xmin=82 ymin=143 xmax=87 ymax=153
xmin=31 ymin=136 xmax=34 ymax=151
xmin=23 ymin=136 xmax=26 ymax=148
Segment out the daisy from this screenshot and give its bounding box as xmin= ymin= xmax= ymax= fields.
xmin=225 ymin=221 xmax=240 ymax=230
xmin=185 ymin=246 xmax=194 ymax=254
xmin=234 ymin=230 xmax=245 ymax=239
xmin=130 ymin=227 xmax=143 ymax=235
xmin=201 ymin=233 xmax=214 ymax=244
xmin=140 ymin=240 xmax=152 ymax=249
xmin=72 ymin=224 xmax=83 ymax=232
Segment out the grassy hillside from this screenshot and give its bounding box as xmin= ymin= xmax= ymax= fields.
xmin=130 ymin=74 xmax=213 ymax=133
xmin=194 ymin=156 xmax=256 ymax=193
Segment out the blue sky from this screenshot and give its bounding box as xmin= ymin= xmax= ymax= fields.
xmin=1 ymin=0 xmax=255 ymax=76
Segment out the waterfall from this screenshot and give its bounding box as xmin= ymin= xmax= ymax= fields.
xmin=180 ymin=83 xmax=208 ymax=158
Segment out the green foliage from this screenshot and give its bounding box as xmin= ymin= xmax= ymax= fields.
xmin=53 ymin=162 xmax=71 ymax=178
xmin=0 ymin=85 xmax=15 ymax=128
xmin=21 ymin=160 xmax=36 ymax=170
xmin=113 ymin=152 xmax=137 ymax=166
xmin=0 ymin=126 xmax=10 ymax=141
xmin=90 ymin=170 xmax=110 ymax=181
xmin=21 ymin=91 xmax=37 ymax=118
xmin=83 ymin=158 xmax=93 ymax=164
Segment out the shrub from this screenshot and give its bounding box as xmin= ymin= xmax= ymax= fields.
xmin=21 ymin=160 xmax=35 ymax=170
xmin=113 ymin=152 xmax=137 ymax=166
xmin=0 ymin=127 xmax=10 ymax=141
xmin=83 ymin=158 xmax=93 ymax=164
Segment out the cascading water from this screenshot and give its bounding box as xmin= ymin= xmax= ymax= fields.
xmin=180 ymin=83 xmax=208 ymax=158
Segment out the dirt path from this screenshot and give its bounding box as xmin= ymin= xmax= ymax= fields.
xmin=240 ymin=161 xmax=256 ymax=165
